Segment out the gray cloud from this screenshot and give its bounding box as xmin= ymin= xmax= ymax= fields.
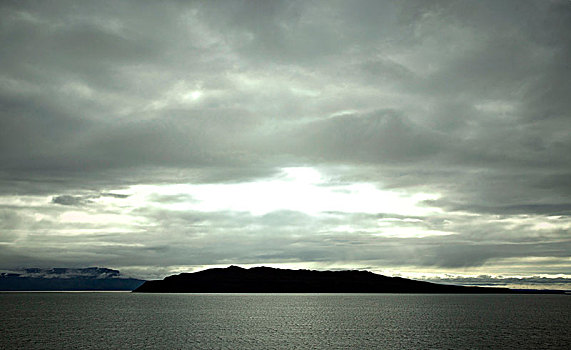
xmin=424 ymin=275 xmax=571 ymax=290
xmin=100 ymin=192 xmax=130 ymax=199
xmin=52 ymin=195 xmax=93 ymax=206
xmin=0 ymin=0 xmax=570 ymax=279
xmin=51 ymin=192 xmax=130 ymax=206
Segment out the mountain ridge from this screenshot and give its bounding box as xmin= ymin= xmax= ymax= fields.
xmin=134 ymin=266 xmax=564 ymax=294
xmin=0 ymin=267 xmax=145 ymax=291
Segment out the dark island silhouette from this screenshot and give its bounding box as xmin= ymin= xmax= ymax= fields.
xmin=133 ymin=266 xmax=563 ymax=294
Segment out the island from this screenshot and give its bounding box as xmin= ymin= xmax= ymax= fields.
xmin=133 ymin=266 xmax=562 ymax=293
xmin=0 ymin=267 xmax=145 ymax=291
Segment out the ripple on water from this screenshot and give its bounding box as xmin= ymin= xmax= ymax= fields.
xmin=0 ymin=293 xmax=569 ymax=349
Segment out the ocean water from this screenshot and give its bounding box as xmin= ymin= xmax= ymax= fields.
xmin=0 ymin=293 xmax=569 ymax=349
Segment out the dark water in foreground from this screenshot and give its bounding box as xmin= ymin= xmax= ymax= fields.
xmin=1 ymin=293 xmax=569 ymax=349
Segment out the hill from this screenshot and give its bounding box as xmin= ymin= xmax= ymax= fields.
xmin=134 ymin=266 xmax=550 ymax=293
xmin=0 ymin=267 xmax=145 ymax=291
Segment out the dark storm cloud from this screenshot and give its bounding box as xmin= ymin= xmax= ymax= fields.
xmin=1 ymin=0 xmax=570 ymax=277
xmin=52 ymin=195 xmax=93 ymax=206
xmin=51 ymin=192 xmax=130 ymax=206
xmin=100 ymin=192 xmax=129 ymax=199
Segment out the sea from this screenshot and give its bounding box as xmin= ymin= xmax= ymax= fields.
xmin=0 ymin=293 xmax=569 ymax=349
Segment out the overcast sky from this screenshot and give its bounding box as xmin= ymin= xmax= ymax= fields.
xmin=1 ymin=0 xmax=570 ymax=288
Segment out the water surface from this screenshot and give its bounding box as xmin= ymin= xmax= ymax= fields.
xmin=1 ymin=293 xmax=569 ymax=349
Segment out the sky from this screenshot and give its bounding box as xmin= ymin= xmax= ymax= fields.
xmin=0 ymin=0 xmax=570 ymax=289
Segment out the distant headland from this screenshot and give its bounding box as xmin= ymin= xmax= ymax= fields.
xmin=133 ymin=266 xmax=564 ymax=294
xmin=0 ymin=267 xmax=145 ymax=291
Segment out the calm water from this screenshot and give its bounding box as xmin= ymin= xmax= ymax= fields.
xmin=0 ymin=293 xmax=569 ymax=349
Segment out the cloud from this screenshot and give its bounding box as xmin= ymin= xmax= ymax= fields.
xmin=17 ymin=267 xmax=121 ymax=279
xmin=100 ymin=192 xmax=130 ymax=199
xmin=52 ymin=195 xmax=93 ymax=206
xmin=281 ymin=110 xmax=446 ymax=164
xmin=425 ymin=275 xmax=571 ymax=290
xmin=0 ymin=0 xmax=570 ymax=279
xmin=51 ymin=192 xmax=130 ymax=206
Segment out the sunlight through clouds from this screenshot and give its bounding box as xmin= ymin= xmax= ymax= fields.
xmin=127 ymin=167 xmax=441 ymax=217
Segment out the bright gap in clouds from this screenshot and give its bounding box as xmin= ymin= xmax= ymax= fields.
xmin=128 ymin=167 xmax=440 ymax=217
